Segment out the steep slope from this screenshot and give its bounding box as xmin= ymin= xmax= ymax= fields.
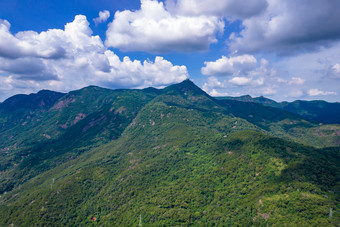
xmin=1 ymin=81 xmax=339 ymax=195
xmin=0 ymin=90 xmax=65 ymax=115
xmin=160 ymin=81 xmax=340 ymax=148
xmin=0 ymin=90 xmax=65 ymax=129
xmin=0 ymin=86 xmax=159 ymax=194
xmin=0 ymin=81 xmax=338 ymax=226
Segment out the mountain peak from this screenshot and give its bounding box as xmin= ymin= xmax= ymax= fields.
xmin=0 ymin=90 xmax=65 ymax=113
xmin=164 ymin=79 xmax=208 ymax=97
xmin=156 ymin=79 xmax=228 ymax=113
xmin=177 ymin=79 xmax=198 ymax=88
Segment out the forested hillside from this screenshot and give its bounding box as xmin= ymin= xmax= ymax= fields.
xmin=217 ymin=96 xmax=340 ymax=124
xmin=0 ymin=80 xmax=339 ymax=226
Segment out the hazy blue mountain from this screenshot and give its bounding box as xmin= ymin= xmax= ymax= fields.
xmin=217 ymin=96 xmax=340 ymax=124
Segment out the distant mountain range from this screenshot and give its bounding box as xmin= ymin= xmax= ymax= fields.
xmin=217 ymin=95 xmax=340 ymax=124
xmin=0 ymin=80 xmax=339 ymax=226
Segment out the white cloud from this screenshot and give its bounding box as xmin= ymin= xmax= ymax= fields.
xmin=328 ymin=63 xmax=340 ymax=79
xmin=202 ymin=74 xmax=277 ymax=98
xmin=0 ymin=15 xmax=105 ymax=61
xmin=201 ymin=54 xmax=275 ymax=97
xmin=274 ymin=77 xmax=305 ymax=87
xmin=100 ymin=52 xmax=188 ymax=88
xmin=333 ymin=64 xmax=340 ymax=73
xmin=0 ymin=57 xmax=50 ymax=77
xmin=229 ymin=0 xmax=340 ymax=54
xmin=208 ymin=89 xmax=229 ymax=97
xmin=247 ymin=58 xmax=276 ymax=77
xmin=253 ymin=77 xmax=264 ymax=86
xmin=260 ymin=87 xmax=276 ymax=95
xmin=93 ymin=10 xmax=111 ymax=25
xmin=0 ymin=15 xmax=189 ymax=101
xmin=105 ymin=0 xmax=224 ymax=53
xmin=308 ymin=89 xmax=337 ymax=96
xmin=288 ymin=77 xmax=305 ymax=85
xmin=228 ymin=76 xmax=264 ymax=86
xmin=186 ymin=0 xmax=340 ymax=101
xmin=229 ymin=76 xmax=252 ymax=85
xmin=269 ymin=41 xmax=340 ymax=101
xmin=0 ymin=19 xmax=66 ymax=59
xmin=202 ymin=76 xmax=225 ymax=91
xmin=165 ymin=0 xmax=268 ymax=19
xmin=201 ymin=55 xmax=257 ymax=76
xmin=1 ymin=0 xmax=339 ymax=103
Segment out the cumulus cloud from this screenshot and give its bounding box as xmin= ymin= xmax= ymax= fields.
xmin=228 ymin=76 xmax=252 ymax=86
xmin=229 ymin=0 xmax=340 ymax=54
xmin=202 ymin=54 xmax=277 ymax=97
xmin=201 ymin=54 xmax=272 ymax=88
xmin=202 ymin=76 xmax=225 ymax=91
xmin=201 ymin=55 xmax=257 ymax=76
xmin=0 ymin=15 xmax=189 ymax=101
xmin=203 ymin=75 xmax=277 ymax=97
xmin=308 ymin=89 xmax=337 ymax=96
xmin=0 ymin=15 xmax=106 ymax=82
xmin=165 ymin=0 xmax=268 ymax=19
xmin=93 ymin=10 xmax=110 ymax=25
xmin=105 ymin=0 xmax=224 ymax=53
xmin=229 ymin=76 xmax=264 ymax=86
xmin=0 ymin=57 xmax=48 ymax=76
xmin=99 ymin=52 xmax=188 ymax=88
xmin=0 ymin=19 xmax=66 ymax=59
xmin=201 ymin=53 xmax=286 ymax=98
xmin=209 ymin=89 xmax=229 ymax=97
xmin=202 ymin=77 xmax=228 ymax=97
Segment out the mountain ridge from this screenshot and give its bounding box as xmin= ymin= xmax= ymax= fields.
xmin=0 ymin=80 xmax=339 ymax=226
xmin=216 ymin=95 xmax=340 ymax=124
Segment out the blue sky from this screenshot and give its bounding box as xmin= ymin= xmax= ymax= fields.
xmin=0 ymin=0 xmax=340 ymax=102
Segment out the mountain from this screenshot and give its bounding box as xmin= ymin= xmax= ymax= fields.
xmin=0 ymin=90 xmax=64 ymax=112
xmin=0 ymin=85 xmax=159 ymax=193
xmin=215 ymin=98 xmax=340 ymax=148
xmin=217 ymin=95 xmax=340 ymax=124
xmin=0 ymin=80 xmax=339 ymax=226
xmin=219 ymin=95 xmax=281 ymax=108
xmin=0 ymin=90 xmax=65 ymax=128
xmin=280 ymin=100 xmax=340 ymax=124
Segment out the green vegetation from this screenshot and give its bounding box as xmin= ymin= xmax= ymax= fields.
xmin=0 ymin=80 xmax=339 ymax=226
xmin=216 ymin=99 xmax=340 ymax=147
xmin=217 ymin=95 xmax=340 ymax=124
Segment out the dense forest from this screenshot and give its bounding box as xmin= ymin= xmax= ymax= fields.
xmin=0 ymin=80 xmax=339 ymax=226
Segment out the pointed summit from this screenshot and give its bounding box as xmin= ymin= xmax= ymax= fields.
xmin=163 ymin=79 xmax=209 ymax=98
xmin=254 ymin=96 xmax=279 ymax=107
xmin=157 ymin=79 xmax=228 ymax=113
